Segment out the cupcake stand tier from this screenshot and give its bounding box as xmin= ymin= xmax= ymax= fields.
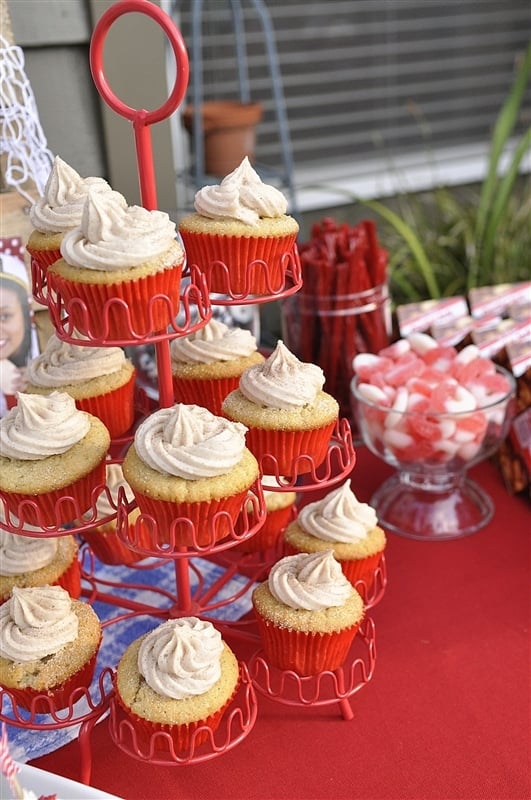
xmin=0 ymin=0 xmax=383 ymax=782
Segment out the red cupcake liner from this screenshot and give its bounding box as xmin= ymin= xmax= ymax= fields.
xmin=253 ymin=613 xmax=361 ymax=676
xmin=130 ymin=488 xmax=250 ymax=548
xmin=244 ymin=422 xmax=336 ymax=476
xmin=82 ymin=519 xmax=151 ymax=566
xmin=172 ymin=374 xmax=240 ymax=417
xmin=235 ymin=503 xmax=294 ymax=553
xmin=113 ymin=673 xmax=240 ymax=754
xmin=26 ymin=247 xmax=62 ymax=302
xmin=179 ymin=230 xmax=297 ymax=295
xmin=48 ymin=263 xmax=183 ymax=340
xmin=54 ymin=553 xmax=82 ymax=598
xmin=76 ymin=370 xmax=136 ymax=439
xmin=6 ymin=637 xmax=101 ymax=713
xmin=2 ymin=458 xmax=107 ymax=527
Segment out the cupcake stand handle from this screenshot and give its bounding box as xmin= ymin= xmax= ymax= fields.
xmin=89 ymin=0 xmax=189 ymax=410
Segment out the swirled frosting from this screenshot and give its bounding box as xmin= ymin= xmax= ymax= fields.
xmin=298 ymin=479 xmax=377 ymax=543
xmin=194 ymin=157 xmax=288 ymax=226
xmin=137 ymin=617 xmax=223 ymax=699
xmin=0 ymin=391 xmax=90 ymax=461
xmin=239 ymin=340 xmax=325 ymax=409
xmin=0 ymin=530 xmax=58 ymax=575
xmin=29 ymin=155 xmax=120 ymax=234
xmin=0 ymin=585 xmax=78 ymax=662
xmin=170 ymin=318 xmax=257 ymax=364
xmin=268 ymin=551 xmax=352 ymax=610
xmin=94 ymin=463 xmax=134 ymax=518
xmin=60 ymin=190 xmax=179 ymax=270
xmin=133 ymin=403 xmax=248 ymax=479
xmin=28 ymin=333 xmax=126 ymax=387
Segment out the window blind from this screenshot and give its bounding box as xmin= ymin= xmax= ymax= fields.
xmin=168 ymin=0 xmax=530 ymax=209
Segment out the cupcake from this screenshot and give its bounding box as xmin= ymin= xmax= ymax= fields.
xmin=0 ymin=527 xmax=81 ymax=601
xmin=0 ymin=391 xmax=110 ymax=527
xmin=222 ymin=340 xmax=339 ymax=476
xmin=26 ymin=155 xmax=119 ymax=299
xmin=114 ymin=617 xmax=240 ymax=753
xmin=122 ymin=403 xmax=259 ymax=548
xmin=252 ymin=550 xmax=364 ymax=676
xmin=80 ymin=462 xmax=151 ymax=566
xmin=235 ymin=474 xmax=296 ymax=554
xmin=178 ymin=157 xmax=299 ymax=295
xmin=0 ymin=584 xmax=102 ymax=712
xmin=25 ymin=333 xmax=136 ymax=439
xmin=283 ymin=479 xmax=386 ymax=593
xmin=170 ymin=317 xmax=265 ymax=416
xmin=48 ymin=190 xmax=185 ymax=341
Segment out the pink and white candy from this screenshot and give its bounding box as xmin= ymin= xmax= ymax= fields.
xmin=352 ymin=334 xmax=513 ymax=464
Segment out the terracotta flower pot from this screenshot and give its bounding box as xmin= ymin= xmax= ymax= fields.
xmin=183 ymin=100 xmax=263 ymax=176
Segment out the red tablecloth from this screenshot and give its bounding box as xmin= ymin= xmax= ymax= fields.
xmin=32 ymin=447 xmax=530 ymax=800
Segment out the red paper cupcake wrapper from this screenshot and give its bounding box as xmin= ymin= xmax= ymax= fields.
xmin=76 ymin=370 xmax=136 ymax=439
xmin=235 ymin=503 xmax=294 ymax=553
xmin=172 ymin=375 xmax=240 ymax=417
xmin=48 ymin=263 xmax=183 ymax=339
xmin=6 ymin=638 xmax=101 ymax=713
xmin=2 ymin=459 xmax=107 ymax=527
xmin=82 ymin=519 xmax=151 ymax=566
xmin=254 ymin=613 xmax=361 ymax=676
xmin=131 ymin=488 xmax=250 ymax=548
xmin=27 ymin=247 xmax=61 ymax=302
xmin=54 ymin=554 xmax=82 ymax=598
xmin=179 ymin=230 xmax=297 ymax=295
xmin=113 ymin=674 xmax=240 ymax=754
xmin=244 ymin=422 xmax=336 ymax=476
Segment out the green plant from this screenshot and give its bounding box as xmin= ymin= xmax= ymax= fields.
xmin=309 ymin=43 xmax=530 ymax=306
xmin=362 ymin=43 xmax=531 ymax=305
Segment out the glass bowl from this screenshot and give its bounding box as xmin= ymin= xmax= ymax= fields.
xmin=350 ymin=364 xmax=516 ymax=540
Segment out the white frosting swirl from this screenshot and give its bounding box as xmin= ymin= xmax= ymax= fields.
xmin=28 ymin=334 xmax=126 ymax=387
xmin=298 ymin=479 xmax=377 ymax=543
xmin=239 ymin=340 xmax=325 ymax=409
xmin=268 ymin=551 xmax=352 ymax=610
xmin=170 ymin=318 xmax=257 ymax=364
xmin=137 ymin=617 xmax=223 ymax=699
xmin=0 ymin=585 xmax=78 ymax=662
xmin=194 ymin=157 xmax=288 ymax=226
xmin=29 ymin=155 xmax=120 ymax=234
xmin=0 ymin=391 xmax=90 ymax=460
xmin=60 ymin=190 xmax=179 ymax=270
xmin=133 ymin=403 xmax=248 ymax=479
xmin=0 ymin=530 xmax=58 ymax=575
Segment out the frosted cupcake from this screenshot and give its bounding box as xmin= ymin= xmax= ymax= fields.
xmin=80 ymin=462 xmax=151 ymax=565
xmin=283 ymin=479 xmax=386 ymax=593
xmin=122 ymin=403 xmax=259 ymax=548
xmin=114 ymin=617 xmax=240 ymax=753
xmin=222 ymin=340 xmax=339 ymax=476
xmin=0 ymin=391 xmax=110 ymax=527
xmin=26 ymin=155 xmax=119 ymax=299
xmin=48 ymin=191 xmax=185 ymax=340
xmin=26 ymin=333 xmax=136 ymax=439
xmin=0 ymin=584 xmax=102 ymax=712
xmin=252 ymin=550 xmax=364 ymax=675
xmin=170 ymin=317 xmax=265 ymax=416
xmin=178 ymin=157 xmax=299 ymax=295
xmin=0 ymin=527 xmax=81 ymax=601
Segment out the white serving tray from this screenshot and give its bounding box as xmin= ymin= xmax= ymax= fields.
xmin=0 ymin=762 xmax=125 ymax=800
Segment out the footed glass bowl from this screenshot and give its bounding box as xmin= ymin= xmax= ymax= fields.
xmin=350 ymin=365 xmax=516 ymax=540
